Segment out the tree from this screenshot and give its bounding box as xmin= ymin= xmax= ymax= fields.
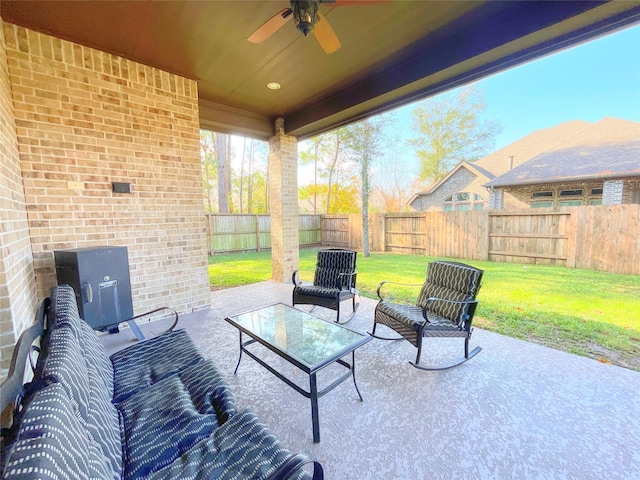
xmin=371 ymin=153 xmax=413 ymax=212
xmin=200 ymin=131 xmax=217 ymax=213
xmin=216 ymin=133 xmax=230 ymax=213
xmin=299 ymin=135 xmax=327 ymax=214
xmin=409 ymin=86 xmax=502 ymax=183
xmin=343 ymin=114 xmax=395 ymax=256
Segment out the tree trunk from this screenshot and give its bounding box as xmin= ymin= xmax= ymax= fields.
xmin=326 ymin=134 xmax=340 ymax=213
xmin=239 ymin=137 xmax=246 ymax=213
xmin=247 ymin=140 xmax=254 ymax=213
xmin=361 ymin=153 xmax=370 ymax=257
xmin=216 ymin=133 xmax=229 ymax=213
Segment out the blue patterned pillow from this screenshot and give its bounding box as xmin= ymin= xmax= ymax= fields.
xmin=42 ymin=325 xmax=122 ymax=478
xmin=42 ymin=326 xmax=91 ymax=418
xmin=110 ymin=329 xmax=203 ymax=404
xmin=79 ymin=320 xmax=115 ymax=396
xmin=175 ymin=359 xmax=236 ymax=425
xmin=144 ymin=410 xmax=311 ymax=480
xmin=2 ymin=382 xmax=113 ymax=480
xmin=52 ymin=284 xmax=84 ymax=337
xmin=117 ymin=374 xmax=218 ymax=480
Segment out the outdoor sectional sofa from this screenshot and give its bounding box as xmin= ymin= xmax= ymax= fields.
xmin=0 ymin=284 xmax=322 ymax=479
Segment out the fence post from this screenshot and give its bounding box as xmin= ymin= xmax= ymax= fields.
xmin=255 ymin=215 xmax=261 ymax=252
xmin=209 ymin=215 xmax=215 ymax=256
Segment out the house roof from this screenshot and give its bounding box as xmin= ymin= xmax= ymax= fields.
xmin=475 ymin=120 xmax=591 ymax=176
xmin=3 ymin=1 xmax=640 ymax=140
xmin=408 ymin=161 xmax=494 ymax=205
xmin=485 ymin=118 xmax=640 ymax=187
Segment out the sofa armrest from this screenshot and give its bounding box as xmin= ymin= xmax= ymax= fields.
xmin=265 ymin=452 xmax=324 ymax=480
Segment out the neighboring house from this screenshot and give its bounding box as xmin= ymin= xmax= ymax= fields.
xmin=485 ymin=117 xmax=640 ymax=209
xmin=408 ymin=161 xmax=495 ymax=211
xmin=409 ymin=117 xmax=640 ymax=211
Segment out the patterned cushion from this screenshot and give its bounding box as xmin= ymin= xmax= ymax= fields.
xmin=42 ymin=326 xmax=91 ymax=419
xmin=144 ymin=409 xmax=311 ymax=480
xmin=117 ymin=374 xmax=219 ymax=480
xmin=423 ymin=261 xmax=482 ymax=296
xmin=177 ymin=359 xmax=237 ymax=426
xmin=416 ymin=261 xmax=483 ymax=323
xmin=417 ymin=283 xmax=470 ymax=322
xmin=2 ymin=382 xmax=113 ymax=480
xmin=43 ymin=326 xmax=122 ymax=478
xmin=294 ymin=284 xmax=342 ymax=299
xmin=79 ymin=320 xmax=115 ymax=396
xmin=313 ymin=249 xmax=357 ymax=289
xmin=52 ymin=284 xmax=84 ymax=338
xmin=110 ymin=329 xmax=204 ymax=404
xmin=376 ymin=302 xmax=426 ymax=329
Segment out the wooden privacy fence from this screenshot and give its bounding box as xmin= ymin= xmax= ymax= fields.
xmin=205 ymin=214 xmax=321 ymax=255
xmin=322 ymin=205 xmax=640 ymax=275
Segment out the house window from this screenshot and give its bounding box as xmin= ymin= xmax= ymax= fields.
xmin=531 ymin=201 xmax=553 ymax=208
xmin=560 ymin=189 xmax=583 ymax=196
xmin=532 ymin=191 xmax=553 ymax=198
xmin=591 ymin=188 xmax=603 ymax=195
xmin=559 ymin=200 xmax=582 ymax=207
xmin=444 ymin=191 xmax=484 ymax=211
xmin=589 ymin=199 xmax=602 ymax=205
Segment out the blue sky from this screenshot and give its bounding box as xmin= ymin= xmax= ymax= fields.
xmin=393 ymin=23 xmax=640 ymax=153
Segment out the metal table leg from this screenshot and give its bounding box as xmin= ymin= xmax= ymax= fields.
xmin=310 ymin=373 xmax=320 ymax=443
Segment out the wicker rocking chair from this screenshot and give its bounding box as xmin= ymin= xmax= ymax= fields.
xmin=370 ymin=260 xmax=483 ymax=370
xmin=292 ymin=248 xmax=359 ymax=324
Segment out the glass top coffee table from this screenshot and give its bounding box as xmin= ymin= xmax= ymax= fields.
xmin=225 ymin=303 xmax=372 ymax=443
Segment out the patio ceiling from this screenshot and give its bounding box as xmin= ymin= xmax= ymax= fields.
xmin=2 ymin=1 xmax=640 ymax=140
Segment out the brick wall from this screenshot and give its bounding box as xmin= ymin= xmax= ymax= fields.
xmin=411 ymin=167 xmax=486 ymax=211
xmin=0 ymin=20 xmax=39 ymax=370
xmin=1 ymin=22 xmax=211 ymax=355
xmin=504 ymin=178 xmax=640 ymax=207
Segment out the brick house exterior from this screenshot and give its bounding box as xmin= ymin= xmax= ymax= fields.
xmin=408 ymin=162 xmax=493 ymax=211
xmin=485 ymin=119 xmax=640 ymax=209
xmin=410 ymin=118 xmax=640 ymax=212
xmin=0 ymin=22 xmax=213 ymax=368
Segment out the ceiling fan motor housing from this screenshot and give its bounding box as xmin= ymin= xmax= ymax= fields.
xmin=292 ymin=0 xmax=319 ymax=36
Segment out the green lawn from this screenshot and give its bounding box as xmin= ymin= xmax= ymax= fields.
xmin=209 ymin=248 xmax=640 ymax=370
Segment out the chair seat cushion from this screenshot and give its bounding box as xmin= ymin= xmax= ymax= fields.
xmin=144 ymin=409 xmax=310 ymax=480
xmin=376 ymin=301 xmax=460 ymax=332
xmin=110 ymin=329 xmax=203 ymax=403
xmin=294 ymin=285 xmax=344 ymax=299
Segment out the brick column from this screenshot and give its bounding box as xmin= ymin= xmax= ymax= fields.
xmin=268 ymin=118 xmax=299 ymax=282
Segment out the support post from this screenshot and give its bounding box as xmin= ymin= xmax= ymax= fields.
xmin=268 ymin=118 xmax=299 ymax=282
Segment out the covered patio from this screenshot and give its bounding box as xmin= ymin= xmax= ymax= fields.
xmin=101 ymin=282 xmax=640 ymax=479
xmin=2 ymin=3 xmax=640 ymax=475
xmin=3 ymin=2 xmax=640 ymax=369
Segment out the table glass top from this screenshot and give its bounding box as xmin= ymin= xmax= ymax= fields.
xmin=226 ymin=303 xmax=369 ymax=369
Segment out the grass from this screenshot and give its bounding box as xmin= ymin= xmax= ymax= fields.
xmin=209 ymin=248 xmax=640 ymax=370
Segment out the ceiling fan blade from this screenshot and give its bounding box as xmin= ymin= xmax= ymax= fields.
xmin=247 ymin=8 xmax=293 ymax=44
xmin=313 ymin=12 xmax=341 ymax=54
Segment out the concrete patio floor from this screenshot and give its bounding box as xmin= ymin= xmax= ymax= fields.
xmin=102 ymin=281 xmax=640 ymax=479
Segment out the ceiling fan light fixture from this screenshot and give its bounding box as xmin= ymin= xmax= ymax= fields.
xmin=292 ymin=0 xmax=319 ymax=36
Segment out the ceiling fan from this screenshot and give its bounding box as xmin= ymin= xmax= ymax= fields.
xmin=247 ymin=0 xmax=385 ymax=54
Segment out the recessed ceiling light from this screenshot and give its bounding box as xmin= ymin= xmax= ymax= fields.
xmin=267 ymin=82 xmax=281 ymax=90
